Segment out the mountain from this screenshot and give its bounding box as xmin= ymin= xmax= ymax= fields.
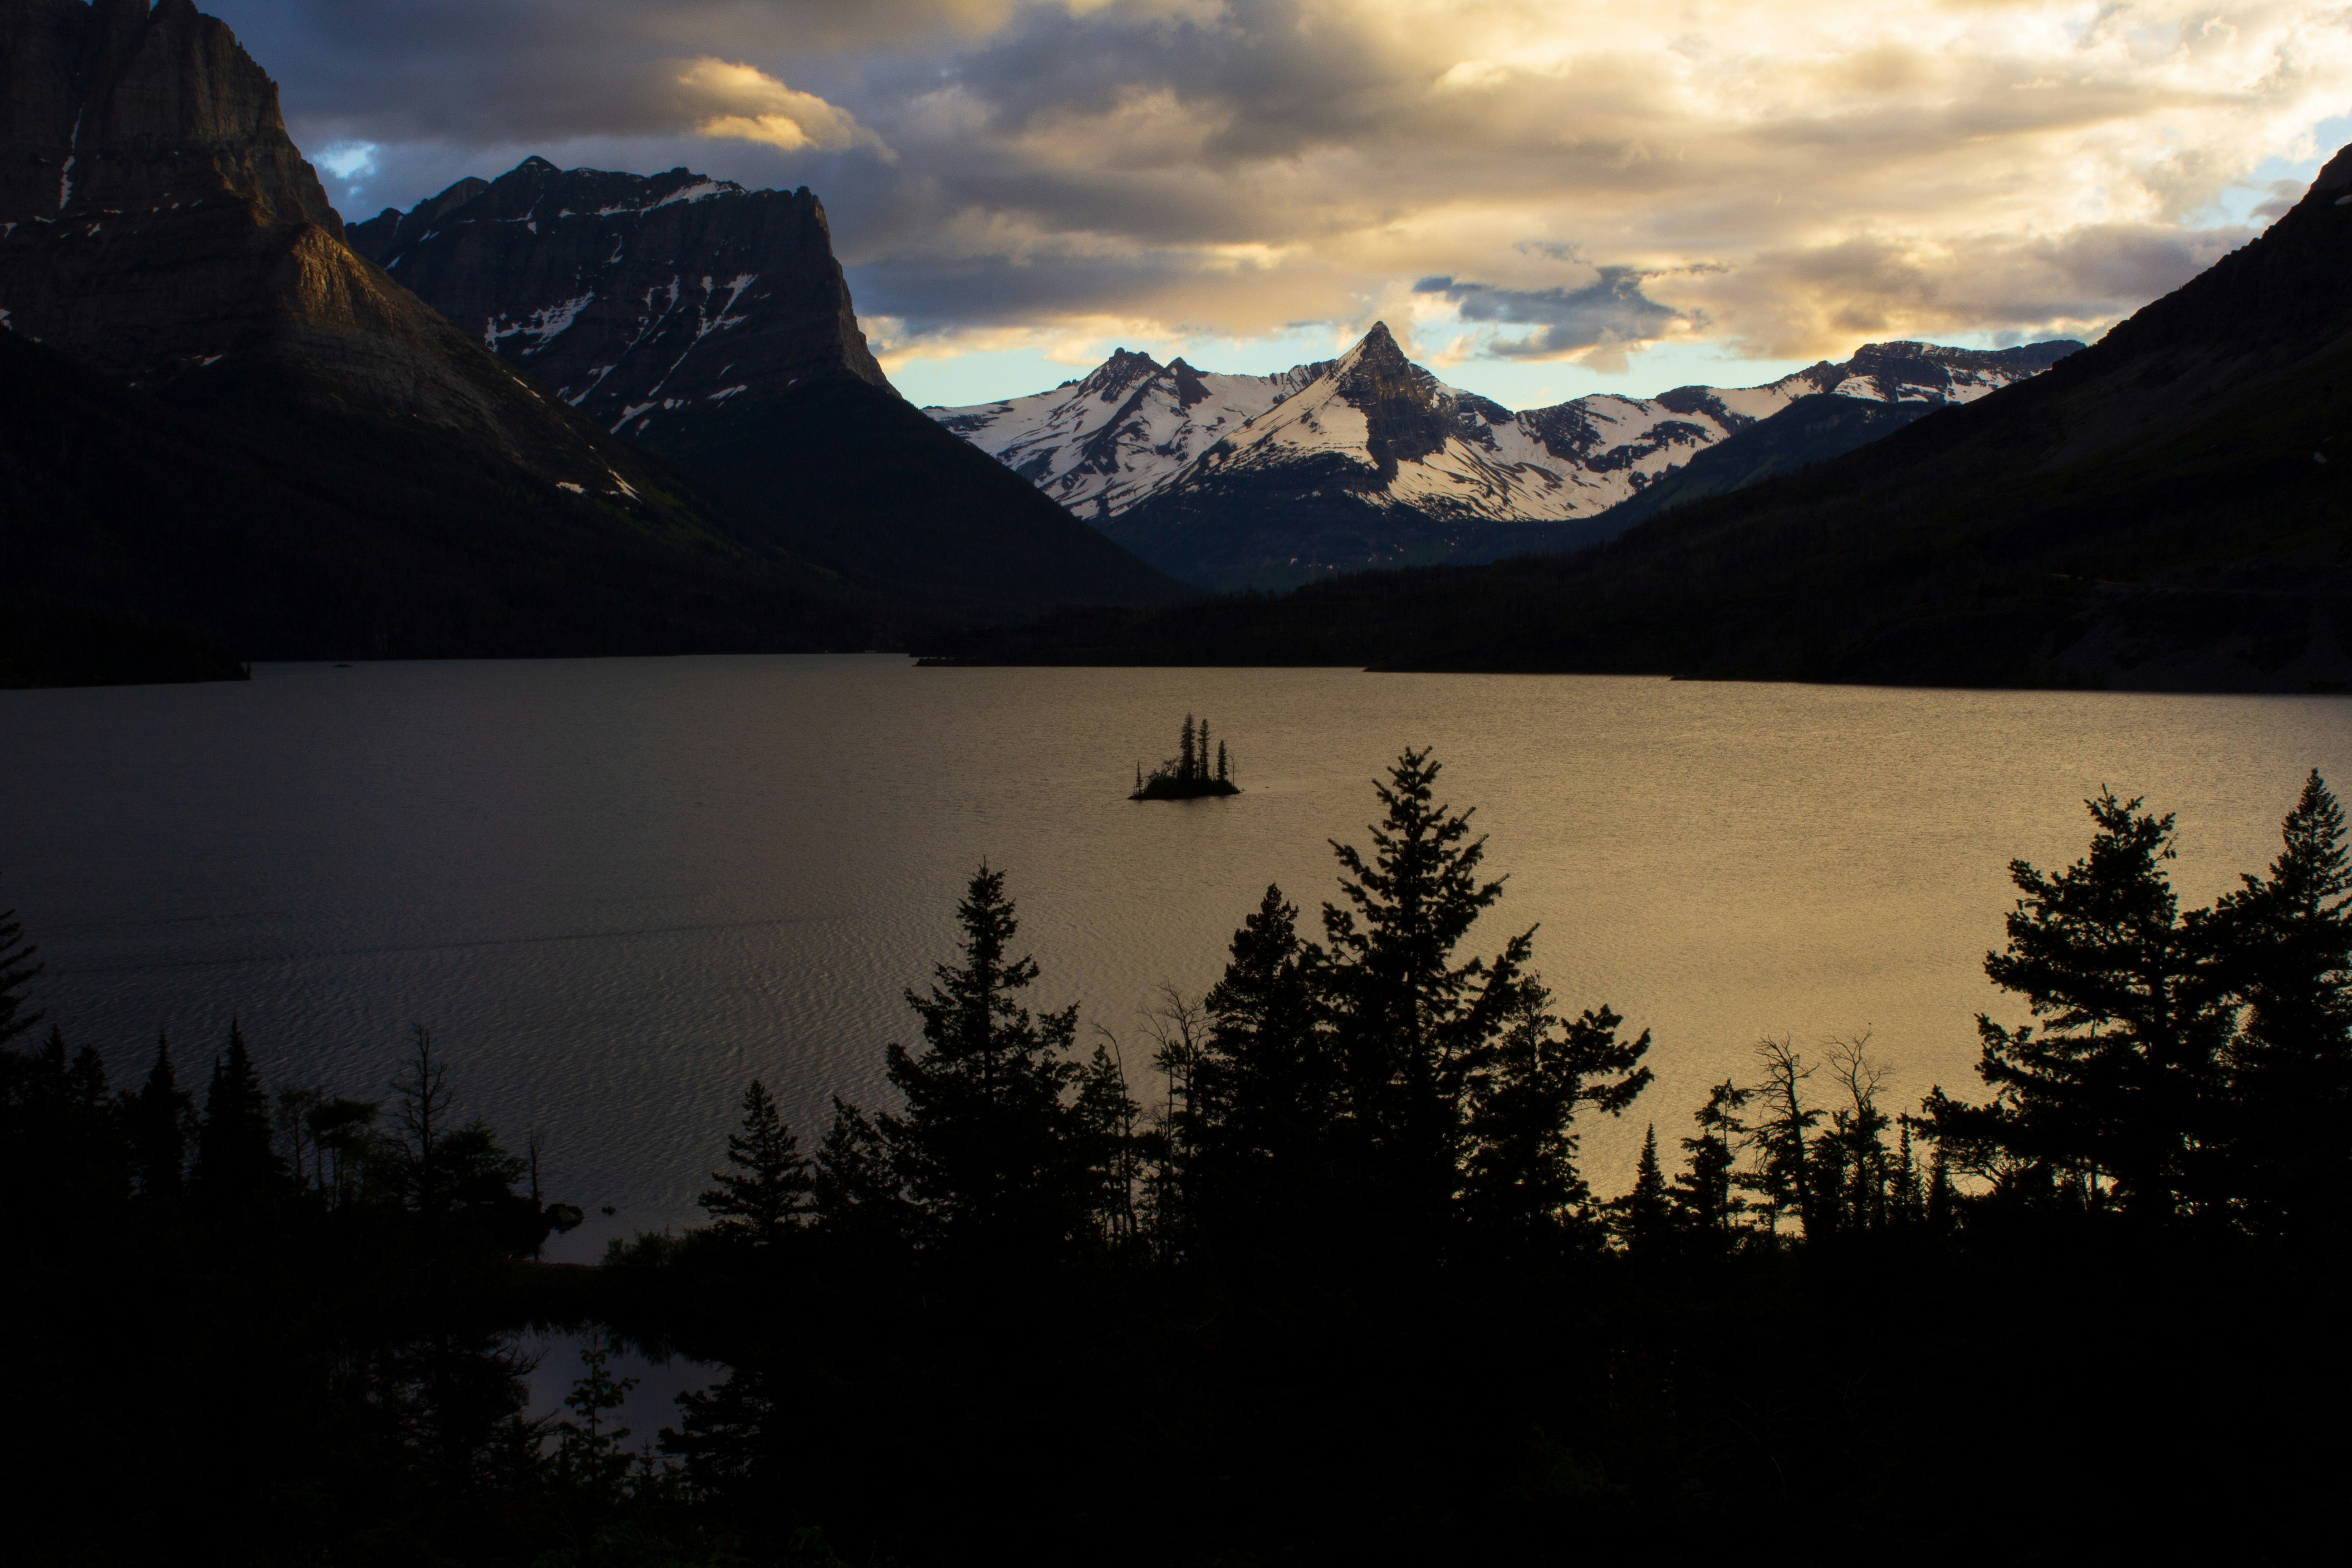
xmin=0 ymin=0 xmax=922 ymax=675
xmin=931 ymin=329 xmax=2077 ymax=590
xmin=1588 ymin=393 xmax=1938 ymax=533
xmin=347 ymin=158 xmax=892 ymax=436
xmin=930 ymin=348 xmax=1333 ymax=519
xmin=353 ymin=159 xmax=1188 ymax=618
xmin=922 ymin=147 xmax=2352 ymax=693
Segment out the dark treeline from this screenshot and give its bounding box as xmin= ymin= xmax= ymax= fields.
xmin=5 ymin=756 xmax=2351 ymax=1564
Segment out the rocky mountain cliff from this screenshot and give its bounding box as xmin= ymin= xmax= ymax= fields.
xmin=358 ymin=156 xmax=1188 ymax=619
xmin=0 ymin=0 xmax=935 ymax=673
xmin=934 ymin=326 xmax=2077 ymax=588
xmin=349 ymin=160 xmax=892 ymax=440
xmin=930 ymin=149 xmax=2352 ymax=692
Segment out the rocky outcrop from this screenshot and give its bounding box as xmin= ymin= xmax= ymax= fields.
xmin=0 ymin=0 xmax=662 ymax=487
xmin=350 ymin=158 xmax=892 ymax=438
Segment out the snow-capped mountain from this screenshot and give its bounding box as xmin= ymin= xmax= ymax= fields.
xmin=350 ymin=158 xmax=892 ymax=443
xmin=931 ymin=324 xmax=2079 ymax=589
xmin=930 ymin=349 xmax=1333 ymax=520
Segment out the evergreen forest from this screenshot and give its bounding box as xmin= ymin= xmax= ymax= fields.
xmin=5 ymin=752 xmax=2350 ymax=1564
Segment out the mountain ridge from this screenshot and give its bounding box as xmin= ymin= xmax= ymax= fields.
xmin=932 ymin=328 xmax=2078 ymax=588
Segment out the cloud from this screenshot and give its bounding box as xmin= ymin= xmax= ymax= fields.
xmin=1415 ymin=270 xmax=1698 ymax=363
xmin=673 ymin=59 xmax=895 ymax=159
xmin=209 ymin=0 xmax=2352 ymax=384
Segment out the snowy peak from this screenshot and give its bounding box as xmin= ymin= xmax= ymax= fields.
xmin=928 ymin=344 xmax=1334 ymax=519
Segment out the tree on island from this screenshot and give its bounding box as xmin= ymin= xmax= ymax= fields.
xmin=1133 ymin=712 xmax=1240 ymax=799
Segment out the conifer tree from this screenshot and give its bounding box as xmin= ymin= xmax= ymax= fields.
xmin=1457 ymin=967 xmax=1651 ymax=1252
xmin=1890 ymin=1120 xmax=1925 ymax=1228
xmin=699 ymin=1079 xmax=814 ymax=1246
xmin=812 ymin=1094 xmax=907 ymax=1249
xmin=1926 ymin=790 xmax=2233 ymax=1224
xmin=1073 ymin=1043 xmax=1145 ymax=1253
xmin=1322 ymin=748 xmax=1522 ymax=1241
xmin=1217 ymin=740 xmax=1230 ymax=784
xmin=2209 ymin=770 xmax=2352 ymax=1235
xmin=192 ymin=1019 xmax=285 ymax=1210
xmin=0 ymin=887 xmax=43 ymax=1048
xmin=877 ymin=863 xmax=1085 ymax=1260
xmin=1188 ymin=885 xmax=1337 ymax=1255
xmin=1674 ymin=1080 xmax=1749 ymax=1244
xmin=1180 ymin=715 xmax=1197 ymax=783
xmin=127 ymin=1032 xmax=193 ymax=1202
xmin=1615 ymin=1123 xmax=1674 ymax=1257
xmin=1198 ymin=719 xmax=1211 ymax=785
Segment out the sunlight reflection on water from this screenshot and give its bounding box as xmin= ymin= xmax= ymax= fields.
xmin=7 ymin=654 xmax=2347 ymax=1259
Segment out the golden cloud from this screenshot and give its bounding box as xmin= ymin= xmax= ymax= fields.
xmin=673 ymin=58 xmax=896 ymax=160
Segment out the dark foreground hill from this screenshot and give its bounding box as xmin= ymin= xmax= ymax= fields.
xmin=0 ymin=330 xmax=914 ymax=686
xmin=354 ymin=158 xmax=1189 ymax=620
xmin=927 ymin=149 xmax=2352 ymax=693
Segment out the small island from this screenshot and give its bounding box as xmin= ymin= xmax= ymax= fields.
xmin=1132 ymin=713 xmax=1240 ymax=799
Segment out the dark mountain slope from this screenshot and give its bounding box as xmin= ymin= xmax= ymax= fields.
xmin=645 ymin=372 xmax=1192 ymax=619
xmin=1592 ymin=393 xmax=1940 ymax=531
xmin=926 ymin=150 xmax=2352 ymax=693
xmin=356 ymin=157 xmax=1190 ymax=617
xmin=0 ymin=330 xmax=918 ymax=679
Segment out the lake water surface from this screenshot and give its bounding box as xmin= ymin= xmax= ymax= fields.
xmin=6 ymin=655 xmax=2346 ymax=1260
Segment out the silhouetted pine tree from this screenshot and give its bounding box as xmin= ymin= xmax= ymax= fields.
xmin=1615 ymin=1124 xmax=1673 ymax=1258
xmin=876 ymin=863 xmax=1085 ymax=1262
xmin=1457 ymin=968 xmax=1651 ymax=1255
xmin=1198 ymin=719 xmax=1212 ymax=786
xmin=812 ymin=1094 xmax=907 ymax=1250
xmin=1321 ymin=748 xmax=1520 ymax=1246
xmin=127 ymin=1032 xmax=193 ymax=1202
xmin=0 ymin=887 xmax=43 ymax=1048
xmin=1925 ymin=790 xmax=2233 ymax=1225
xmin=700 ymin=1079 xmax=814 ymax=1246
xmin=1188 ymin=884 xmax=1338 ymax=1256
xmin=1890 ymin=1120 xmax=1925 ymax=1228
xmin=1180 ymin=715 xmax=1197 ymax=783
xmin=2210 ymin=769 xmax=2352 ymax=1236
xmin=192 ymin=1019 xmax=285 ymax=1211
xmin=1073 ymin=1043 xmax=1145 ymax=1254
xmin=1673 ymin=1080 xmax=1749 ymax=1245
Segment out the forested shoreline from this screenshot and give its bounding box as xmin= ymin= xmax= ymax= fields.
xmin=5 ymin=753 xmax=2349 ymax=1564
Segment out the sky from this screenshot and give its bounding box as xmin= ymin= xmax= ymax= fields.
xmin=210 ymin=1 xmax=2352 ymax=408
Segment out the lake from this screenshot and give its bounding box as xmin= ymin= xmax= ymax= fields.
xmin=5 ymin=655 xmax=2345 ymax=1260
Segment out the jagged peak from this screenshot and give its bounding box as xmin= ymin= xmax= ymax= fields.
xmin=1083 ymin=346 xmax=1166 ymax=399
